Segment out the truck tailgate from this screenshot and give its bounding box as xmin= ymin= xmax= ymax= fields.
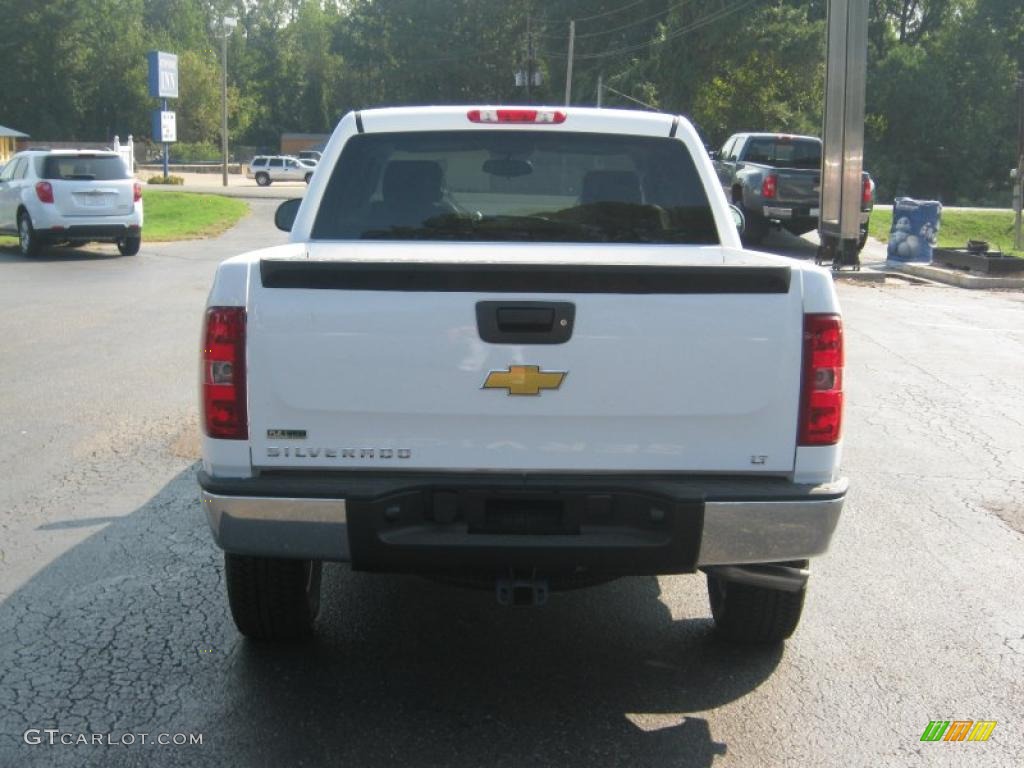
xmin=775 ymin=169 xmax=820 ymax=204
xmin=246 ymin=244 xmax=804 ymax=474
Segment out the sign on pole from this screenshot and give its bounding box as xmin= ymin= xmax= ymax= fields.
xmin=147 ymin=51 xmax=179 ymax=99
xmin=152 ymin=110 xmax=177 ymax=143
xmin=147 ymin=50 xmax=180 ymax=178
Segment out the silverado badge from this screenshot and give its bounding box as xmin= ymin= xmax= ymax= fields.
xmin=483 ymin=365 xmax=566 ymax=396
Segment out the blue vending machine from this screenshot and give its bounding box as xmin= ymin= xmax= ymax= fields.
xmin=887 ymin=198 xmax=941 ymax=263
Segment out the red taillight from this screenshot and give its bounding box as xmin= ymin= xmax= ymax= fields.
xmin=133 ymin=182 xmax=142 ymax=203
xmin=761 ymin=174 xmax=777 ymax=200
xmin=467 ymin=109 xmax=566 ymax=124
xmin=35 ymin=181 xmax=54 ymax=204
xmin=202 ymin=307 xmax=247 ymax=440
xmin=862 ymin=177 xmax=873 ymax=206
xmin=798 ymin=314 xmax=844 ymax=446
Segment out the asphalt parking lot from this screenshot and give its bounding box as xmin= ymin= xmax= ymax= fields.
xmin=0 ymin=203 xmax=1021 ymax=767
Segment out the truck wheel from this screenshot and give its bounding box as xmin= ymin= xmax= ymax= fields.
xmin=18 ymin=211 xmax=44 ymax=257
xmin=225 ymin=553 xmax=322 ymax=641
xmin=255 ymin=172 xmax=271 ymax=187
xmin=857 ymin=231 xmax=868 ymax=252
xmin=706 ymin=563 xmax=807 ymax=644
xmin=740 ymin=211 xmax=768 ymax=247
xmin=117 ymin=235 xmax=141 ymax=256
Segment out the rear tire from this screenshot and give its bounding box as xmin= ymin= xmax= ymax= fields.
xmin=707 ymin=562 xmax=807 ymax=644
xmin=740 ymin=210 xmax=768 ymax=247
xmin=17 ymin=211 xmax=43 ymax=257
xmin=255 ymin=172 xmax=271 ymax=187
xmin=225 ymin=553 xmax=322 ymax=641
xmin=117 ymin=235 xmax=141 ymax=256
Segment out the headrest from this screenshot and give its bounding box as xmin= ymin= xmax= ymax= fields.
xmin=382 ymin=160 xmax=444 ymax=204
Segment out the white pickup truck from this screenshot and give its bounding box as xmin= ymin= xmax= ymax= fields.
xmin=200 ymin=106 xmax=846 ymax=645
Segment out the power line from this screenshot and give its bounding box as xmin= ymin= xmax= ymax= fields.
xmin=601 ymin=84 xmax=660 ymax=111
xmin=573 ymin=0 xmax=652 ymax=24
xmin=386 ymin=50 xmax=500 ymax=64
xmin=532 ymin=0 xmax=700 ymax=42
xmin=571 ymin=0 xmax=700 ymax=41
xmin=358 ymin=1 xmax=758 ymax=72
xmin=541 ymin=0 xmax=758 ymax=61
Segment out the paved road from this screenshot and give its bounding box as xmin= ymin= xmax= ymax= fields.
xmin=0 ymin=211 xmax=1021 ymax=767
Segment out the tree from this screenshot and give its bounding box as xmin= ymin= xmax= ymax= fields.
xmin=865 ymin=0 xmax=1019 ymax=203
xmin=0 ymin=0 xmax=1020 ymax=204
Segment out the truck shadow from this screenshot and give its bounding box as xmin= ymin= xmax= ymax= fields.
xmin=753 ymin=228 xmax=820 ymax=261
xmin=0 ymin=467 xmax=783 ymax=767
xmin=227 ymin=569 xmax=783 ymax=767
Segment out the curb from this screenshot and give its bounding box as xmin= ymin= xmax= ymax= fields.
xmin=830 ymin=269 xmax=886 ymax=283
xmin=887 ymin=262 xmax=1024 ymax=290
xmin=141 ymin=182 xmax=303 ymax=201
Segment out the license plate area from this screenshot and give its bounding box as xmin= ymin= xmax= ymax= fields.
xmin=344 ymin=485 xmax=704 ymax=576
xmin=470 ymin=495 xmax=580 ymax=535
xmin=73 ymin=192 xmax=117 ymax=208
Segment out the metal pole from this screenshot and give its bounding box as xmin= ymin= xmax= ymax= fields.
xmin=1015 ymin=72 xmax=1023 ymax=250
xmin=221 ymin=23 xmax=229 ymax=187
xmin=162 ymin=98 xmax=169 ymax=179
xmin=564 ymin=20 xmax=575 ymax=107
xmin=596 ymin=73 xmax=603 ymax=108
xmin=525 ymin=14 xmax=532 ymax=105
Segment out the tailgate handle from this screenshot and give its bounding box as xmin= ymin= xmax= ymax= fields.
xmin=497 ymin=307 xmax=553 ymax=332
xmin=476 ymin=301 xmax=575 ymax=345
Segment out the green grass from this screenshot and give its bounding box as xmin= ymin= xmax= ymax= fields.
xmin=0 ymin=191 xmax=248 ymax=246
xmin=141 ymin=191 xmax=248 ymax=241
xmin=869 ymin=208 xmax=1023 ymax=258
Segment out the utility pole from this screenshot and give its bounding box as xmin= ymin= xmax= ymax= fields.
xmin=564 ymin=20 xmax=575 ymax=106
xmin=218 ymin=16 xmax=237 ymax=188
xmin=221 ymin=28 xmax=228 ymax=187
xmin=525 ymin=14 xmax=533 ymax=105
xmin=513 ymin=13 xmax=540 ymax=100
xmin=1012 ymin=70 xmax=1022 ymax=250
xmin=596 ymin=73 xmax=603 ymax=108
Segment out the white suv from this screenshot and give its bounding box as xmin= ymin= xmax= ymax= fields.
xmin=0 ymin=150 xmax=143 ymax=256
xmin=246 ymin=156 xmax=316 ymax=186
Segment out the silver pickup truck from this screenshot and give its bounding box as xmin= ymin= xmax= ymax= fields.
xmin=200 ymin=106 xmax=847 ymax=647
xmin=713 ymin=133 xmax=874 ymax=249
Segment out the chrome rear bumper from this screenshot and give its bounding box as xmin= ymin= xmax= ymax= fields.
xmin=201 ymin=475 xmax=845 ymax=569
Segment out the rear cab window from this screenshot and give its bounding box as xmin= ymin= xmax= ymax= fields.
xmin=719 ymin=137 xmax=736 ymax=161
xmin=312 ymin=131 xmax=719 ymax=245
xmin=741 ymin=137 xmax=821 ymax=169
xmin=38 ymin=155 xmax=129 ymax=181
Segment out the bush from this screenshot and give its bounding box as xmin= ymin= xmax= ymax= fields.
xmin=170 ymin=142 xmax=221 ymax=163
xmin=147 ymin=175 xmax=185 ymax=185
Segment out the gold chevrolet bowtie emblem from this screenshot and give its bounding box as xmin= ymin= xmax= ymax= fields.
xmin=482 ymin=365 xmax=566 ymax=396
